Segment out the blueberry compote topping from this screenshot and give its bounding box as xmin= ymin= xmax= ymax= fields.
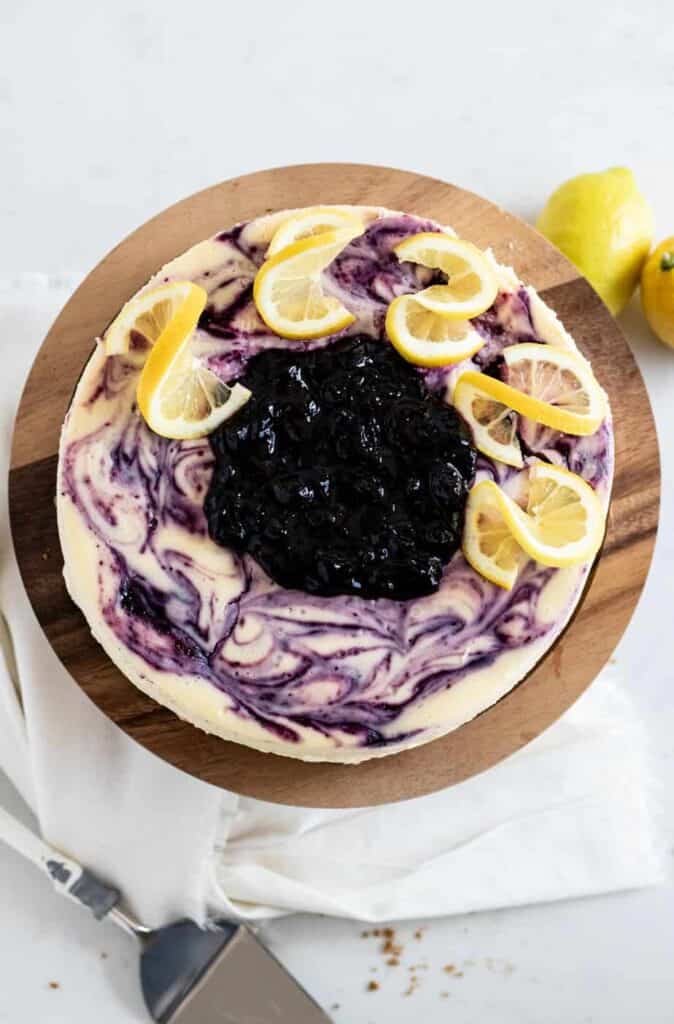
xmin=205 ymin=337 xmax=476 ymax=600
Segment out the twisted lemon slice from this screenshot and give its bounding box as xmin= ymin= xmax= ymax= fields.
xmin=393 ymin=233 xmax=498 ymax=319
xmin=254 ymin=228 xmax=359 ymax=340
xmin=104 ymin=281 xmax=205 ymax=357
xmin=267 ymin=207 xmax=364 ymax=257
xmin=453 ymin=374 xmax=524 ymax=468
xmin=463 ymin=462 xmax=605 ymax=589
xmin=385 ymin=294 xmax=485 ymax=366
xmin=503 ymin=343 xmax=606 ymax=434
xmin=456 ymin=343 xmax=606 ymax=438
xmin=462 ymin=479 xmax=523 ymax=588
xmin=136 ymin=285 xmax=250 ymax=440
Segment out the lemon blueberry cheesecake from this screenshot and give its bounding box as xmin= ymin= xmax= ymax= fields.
xmin=57 ymin=206 xmax=612 ymax=762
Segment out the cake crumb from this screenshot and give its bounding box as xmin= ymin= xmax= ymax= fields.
xmin=48 ymin=982 xmax=60 ymax=990
xmin=443 ymin=964 xmax=456 ymax=974
xmin=414 ymin=928 xmax=424 ymax=940
xmin=367 ymin=980 xmax=379 ymax=992
xmin=440 ymin=991 xmax=449 ymax=999
xmin=361 ymin=930 xmax=370 ymax=939
xmin=381 ymin=927 xmax=402 ymax=958
xmin=386 ymin=956 xmax=400 ymax=967
xmin=403 ymin=975 xmax=420 ymax=997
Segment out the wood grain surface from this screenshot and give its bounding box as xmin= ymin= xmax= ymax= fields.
xmin=8 ymin=164 xmax=660 ymax=807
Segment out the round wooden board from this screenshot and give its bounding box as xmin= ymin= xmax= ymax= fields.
xmin=9 ymin=164 xmax=660 ymax=807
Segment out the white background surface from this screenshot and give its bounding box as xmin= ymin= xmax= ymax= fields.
xmin=1 ymin=1 xmax=674 ymax=1021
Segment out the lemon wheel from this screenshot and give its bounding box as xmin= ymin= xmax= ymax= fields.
xmin=135 ymin=287 xmax=250 ymax=439
xmin=463 ymin=480 xmax=523 ymax=589
xmin=267 ymin=207 xmax=364 ymax=257
xmin=452 ymin=375 xmax=523 ymax=468
xmin=393 ymin=233 xmax=498 ymax=319
xmin=385 ymin=294 xmax=485 ymax=367
xmin=104 ymin=281 xmax=207 ymax=357
xmin=463 ymin=461 xmax=605 ymax=589
xmin=253 ymin=228 xmax=359 ymax=340
xmin=455 ymin=343 xmax=606 ymax=438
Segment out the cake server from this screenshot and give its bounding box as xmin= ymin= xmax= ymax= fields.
xmin=0 ymin=802 xmax=331 ymax=1023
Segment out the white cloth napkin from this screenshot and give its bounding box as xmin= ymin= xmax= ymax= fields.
xmin=0 ymin=275 xmax=665 ymax=928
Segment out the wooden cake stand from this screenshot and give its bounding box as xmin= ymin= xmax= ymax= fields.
xmin=8 ymin=164 xmax=660 ymax=807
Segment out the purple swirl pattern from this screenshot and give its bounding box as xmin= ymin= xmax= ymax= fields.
xmin=58 ymin=212 xmax=614 ymax=749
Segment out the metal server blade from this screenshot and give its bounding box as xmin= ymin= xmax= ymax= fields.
xmin=140 ymin=920 xmax=332 ymax=1024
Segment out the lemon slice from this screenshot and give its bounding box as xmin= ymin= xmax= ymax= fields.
xmin=137 ymin=304 xmax=250 ymax=440
xmin=104 ymin=281 xmax=206 ymax=357
xmin=393 ymin=233 xmax=498 ymax=319
xmin=463 ymin=462 xmax=605 ymax=589
xmin=514 ymin=460 xmax=605 ymax=567
xmin=463 ymin=479 xmax=523 ymax=589
xmin=385 ymin=294 xmax=485 ymax=367
xmin=253 ymin=228 xmax=359 ymax=340
xmin=453 ymin=375 xmax=523 ymax=468
xmin=503 ymin=343 xmax=606 ymax=435
xmin=267 ymin=207 xmax=364 ymax=257
xmin=455 ymin=342 xmax=606 ymax=438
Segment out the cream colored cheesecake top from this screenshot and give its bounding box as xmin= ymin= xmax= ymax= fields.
xmin=57 ymin=206 xmax=613 ymax=762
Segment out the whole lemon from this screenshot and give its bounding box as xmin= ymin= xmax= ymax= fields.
xmin=641 ymin=238 xmax=674 ymax=348
xmin=537 ymin=167 xmax=654 ymax=315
